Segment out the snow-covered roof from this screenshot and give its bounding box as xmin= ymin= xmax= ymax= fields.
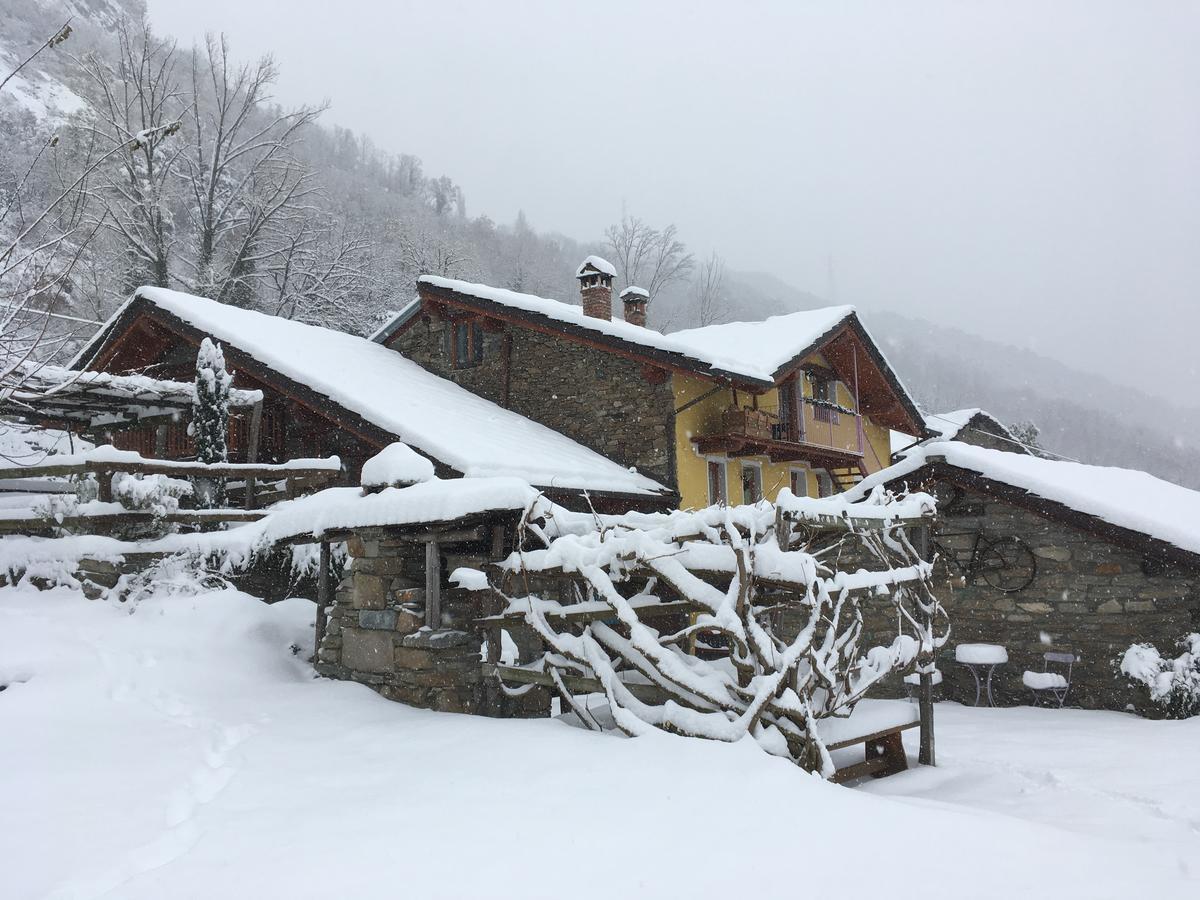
xmin=851 ymin=441 xmax=1200 ymax=559
xmin=255 ymin=478 xmax=544 ymax=543
xmin=668 ymin=309 xmax=857 ymax=380
xmin=74 ymin=288 xmax=669 ymax=499
xmin=924 ymin=408 xmax=1015 ymax=443
xmin=360 ymin=442 xmax=435 ymax=488
xmin=620 ymin=285 xmax=650 ymax=299
xmin=576 ymin=255 xmax=616 ymax=278
xmin=413 ymin=276 xmax=859 ymax=385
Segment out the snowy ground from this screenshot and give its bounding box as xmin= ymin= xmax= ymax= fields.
xmin=1 ymin=586 xmax=1196 ymax=899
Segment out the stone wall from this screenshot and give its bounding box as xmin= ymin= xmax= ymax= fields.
xmin=314 ymin=527 xmax=550 ymax=717
xmin=924 ymin=484 xmax=1199 ymax=710
xmin=386 ymin=314 xmax=677 ymax=488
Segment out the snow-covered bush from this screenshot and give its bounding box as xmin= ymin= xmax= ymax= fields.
xmin=191 ymin=337 xmax=232 ymax=508
xmin=1121 ymin=635 xmax=1200 ymax=718
xmin=113 ymin=472 xmax=191 ymax=517
xmin=488 ymin=486 xmax=943 ymax=777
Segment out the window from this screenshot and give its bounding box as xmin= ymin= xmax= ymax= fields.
xmin=810 ymin=372 xmax=840 ymax=424
xmin=451 ymin=320 xmax=484 ymax=368
xmin=789 ymin=467 xmax=809 ymax=498
xmin=740 ymin=462 xmax=763 ymax=503
xmin=777 ymin=379 xmax=800 ymax=441
xmin=816 ymin=470 xmax=835 ymax=498
xmin=707 ymin=459 xmax=727 ymax=505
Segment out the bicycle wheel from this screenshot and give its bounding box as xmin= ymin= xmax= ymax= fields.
xmin=975 ymin=535 xmax=1036 ymax=592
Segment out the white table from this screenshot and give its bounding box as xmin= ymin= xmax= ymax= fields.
xmin=955 ymin=643 xmax=1009 ymax=707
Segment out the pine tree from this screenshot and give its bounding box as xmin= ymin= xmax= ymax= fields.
xmin=191 ymin=337 xmax=231 ymax=507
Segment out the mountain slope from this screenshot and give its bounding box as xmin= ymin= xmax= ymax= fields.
xmin=725 ymin=272 xmax=1200 ymax=488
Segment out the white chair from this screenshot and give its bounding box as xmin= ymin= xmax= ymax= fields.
xmin=1023 ymin=651 xmax=1077 ymax=708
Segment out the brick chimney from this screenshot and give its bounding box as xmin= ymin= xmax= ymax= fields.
xmin=576 ymin=255 xmax=616 ymax=320
xmin=620 ymin=285 xmax=650 ymax=327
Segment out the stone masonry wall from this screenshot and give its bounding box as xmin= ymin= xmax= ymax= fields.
xmin=924 ymin=485 xmax=1198 ymax=710
xmin=387 ymin=315 xmax=677 ymax=489
xmin=314 ymin=527 xmax=550 ymax=717
xmin=315 ymin=529 xmax=483 ymax=713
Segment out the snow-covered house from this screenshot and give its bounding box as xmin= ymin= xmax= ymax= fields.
xmin=70 ymin=287 xmax=672 ymax=511
xmin=853 ymin=441 xmax=1200 ymax=710
xmin=371 ymin=259 xmax=927 ymax=508
xmin=891 ymin=408 xmax=1028 ymax=461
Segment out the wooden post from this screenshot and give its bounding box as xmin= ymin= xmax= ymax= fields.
xmin=244 ymin=400 xmax=263 ymax=510
xmin=314 ymin=539 xmax=330 ymax=665
xmin=97 ymin=469 xmax=114 ymax=503
xmin=153 ymin=424 xmax=167 ymax=458
xmin=424 ymin=536 xmax=441 ymax=629
xmin=915 ymin=522 xmax=936 ymax=767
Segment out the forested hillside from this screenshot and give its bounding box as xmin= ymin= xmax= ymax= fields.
xmin=3 ymin=0 xmax=1195 ymax=485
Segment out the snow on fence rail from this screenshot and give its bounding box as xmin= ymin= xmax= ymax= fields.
xmin=0 ymin=446 xmax=341 ymax=512
xmin=0 ymin=447 xmax=343 ymax=542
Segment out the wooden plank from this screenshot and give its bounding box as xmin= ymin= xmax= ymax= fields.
xmin=476 ymin=599 xmax=699 ymax=627
xmin=482 ymin=663 xmax=670 ymax=705
xmin=314 ymin=540 xmax=330 ymax=660
xmin=0 ymin=459 xmax=339 ymax=481
xmin=425 ymin=537 xmax=440 ymax=629
xmin=0 ymin=508 xmax=267 ymax=532
xmin=825 ymin=719 xmax=920 ymax=752
xmin=829 ymin=756 xmax=891 ymax=784
xmin=244 ymin=399 xmax=263 ymax=511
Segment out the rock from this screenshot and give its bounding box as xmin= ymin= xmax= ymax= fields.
xmin=393 ymin=646 xmax=437 ymax=669
xmin=352 ymin=574 xmax=389 ymax=610
xmin=359 ymin=609 xmax=398 ymax=630
xmin=401 ymin=629 xmax=474 ymax=650
xmin=340 ymin=628 xmax=395 ymax=673
xmin=1032 ymin=546 xmax=1071 ymax=562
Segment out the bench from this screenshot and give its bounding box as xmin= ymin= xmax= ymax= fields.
xmin=823 ymin=699 xmax=921 ymax=784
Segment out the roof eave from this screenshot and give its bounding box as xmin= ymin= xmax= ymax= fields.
xmin=879 ymin=454 xmax=1200 ymax=571
xmin=415 ymin=279 xmax=774 ymax=389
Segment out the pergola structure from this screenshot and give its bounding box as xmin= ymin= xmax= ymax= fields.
xmin=0 ymin=363 xmax=263 ymax=433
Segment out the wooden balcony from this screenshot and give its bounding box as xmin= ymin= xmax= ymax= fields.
xmin=692 ymin=402 xmax=868 ymax=471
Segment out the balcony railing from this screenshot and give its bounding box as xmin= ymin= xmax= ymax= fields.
xmin=691 ymin=400 xmax=867 ymax=469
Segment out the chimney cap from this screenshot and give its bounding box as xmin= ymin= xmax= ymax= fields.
xmin=576 ymin=255 xmax=617 ymax=279
xmin=620 ymin=285 xmax=649 ymax=300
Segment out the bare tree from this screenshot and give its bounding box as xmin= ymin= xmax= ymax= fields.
xmin=389 ymin=219 xmax=476 ymax=285
xmin=264 ymin=214 xmax=374 ymax=332
xmin=76 ymin=16 xmax=185 ymax=290
xmin=1 ymin=21 xmax=151 ymax=395
xmin=603 ymin=213 xmax=694 ymax=303
xmin=182 ymin=34 xmax=326 ymax=305
xmin=692 ymin=250 xmax=727 ymax=326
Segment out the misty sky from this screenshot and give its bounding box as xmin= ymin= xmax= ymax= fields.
xmin=148 ymin=0 xmax=1200 ymax=404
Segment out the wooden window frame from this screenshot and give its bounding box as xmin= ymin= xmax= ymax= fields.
xmin=706 ymin=457 xmax=728 ymax=506
xmin=789 ymin=465 xmax=810 ymax=498
xmin=740 ymin=460 xmax=763 ymax=504
xmin=450 ymin=319 xmax=484 ymax=369
xmin=816 ymin=469 xmax=835 ymax=498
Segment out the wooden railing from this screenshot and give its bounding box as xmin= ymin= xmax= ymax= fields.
xmin=0 ymin=450 xmax=341 ymax=534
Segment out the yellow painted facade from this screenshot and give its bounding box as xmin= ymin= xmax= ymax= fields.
xmin=671 ymin=352 xmax=893 ymax=509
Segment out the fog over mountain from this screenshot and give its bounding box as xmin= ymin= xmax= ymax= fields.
xmin=145 ymin=0 xmax=1200 ymax=404
xmin=4 ymin=0 xmax=1197 ymax=485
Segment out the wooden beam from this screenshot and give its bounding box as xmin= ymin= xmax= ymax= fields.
xmin=244 ymin=399 xmax=263 ymax=510
xmin=425 ymin=537 xmax=441 ymax=629
xmin=315 ymin=540 xmax=330 ymax=662
xmin=0 ymin=507 xmax=267 ymax=533
xmin=477 ymin=598 xmax=698 ymax=627
xmin=481 ymin=663 xmax=670 ymax=705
